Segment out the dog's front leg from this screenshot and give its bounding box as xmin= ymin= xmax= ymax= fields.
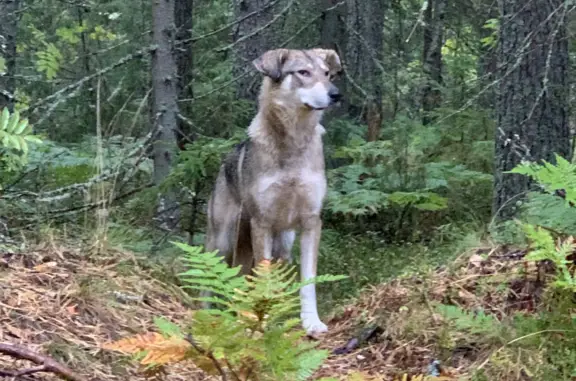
xmin=250 ymin=219 xmax=273 ymax=263
xmin=300 ymin=216 xmax=327 ymax=336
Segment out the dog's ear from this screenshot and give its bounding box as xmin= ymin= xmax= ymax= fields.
xmin=312 ymin=49 xmax=342 ymax=75
xmin=253 ymin=49 xmax=290 ymax=81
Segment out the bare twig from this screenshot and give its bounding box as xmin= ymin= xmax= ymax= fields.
xmin=0 ymin=342 xmax=88 ymax=381
xmin=217 ymin=0 xmax=296 ymax=53
xmin=24 ymin=45 xmax=157 ymax=115
xmin=181 ymin=0 xmax=284 ymax=44
xmin=180 ymin=1 xmax=344 ymax=103
xmin=405 ymin=0 xmax=429 ymax=43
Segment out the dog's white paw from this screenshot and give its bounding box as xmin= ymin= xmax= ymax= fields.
xmin=302 ymin=315 xmax=328 ymax=337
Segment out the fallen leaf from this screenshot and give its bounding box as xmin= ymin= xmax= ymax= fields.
xmin=5 ymin=324 xmax=23 ymax=338
xmin=66 ymin=304 xmax=78 ymax=316
xmin=468 ymin=254 xmax=484 ymax=267
xmin=33 ymin=261 xmax=58 ymax=272
xmin=103 ymin=332 xmax=192 ymax=366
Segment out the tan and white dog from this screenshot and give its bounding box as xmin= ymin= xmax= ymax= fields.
xmin=204 ymin=48 xmax=342 ymax=336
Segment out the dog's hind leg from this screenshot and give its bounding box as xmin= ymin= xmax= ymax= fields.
xmin=272 ymin=230 xmax=296 ymax=263
xmin=202 ymin=172 xmax=241 ymax=308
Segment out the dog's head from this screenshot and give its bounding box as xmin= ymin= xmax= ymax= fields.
xmin=253 ymin=48 xmax=343 ymax=111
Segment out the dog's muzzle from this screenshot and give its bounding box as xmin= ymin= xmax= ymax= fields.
xmin=328 ymin=84 xmax=342 ymax=104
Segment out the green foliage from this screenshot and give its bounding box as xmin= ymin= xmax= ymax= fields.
xmin=436 ymin=304 xmax=500 ymax=336
xmin=56 ymin=24 xmax=87 ymax=45
xmin=35 ymin=42 xmax=63 ymax=80
xmin=509 ymin=154 xmax=576 ymax=205
xmin=501 ymin=155 xmax=576 ymax=291
xmin=107 ymin=242 xmax=347 ymax=380
xmin=483 ymin=156 xmax=576 ymax=379
xmin=324 ymin=116 xmax=492 ymax=240
xmin=169 ymin=134 xmax=243 ymax=190
xmin=480 ymin=18 xmax=499 ymax=49
xmin=521 ymin=192 xmax=576 ymax=236
xmin=0 ymin=108 xmax=42 ymax=177
xmin=523 ymin=224 xmax=576 ymax=291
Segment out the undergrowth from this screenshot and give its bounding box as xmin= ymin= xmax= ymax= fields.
xmin=104 ymin=242 xmax=348 ymax=381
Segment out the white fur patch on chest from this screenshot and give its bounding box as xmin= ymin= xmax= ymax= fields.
xmin=298 ymin=168 xmax=327 ymax=211
xmin=254 ymin=167 xmax=327 ymax=224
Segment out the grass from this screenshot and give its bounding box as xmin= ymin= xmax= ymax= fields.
xmin=314 ymin=225 xmax=484 ymax=313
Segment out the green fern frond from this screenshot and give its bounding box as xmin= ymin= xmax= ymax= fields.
xmin=166 ymin=241 xmax=345 ymax=380
xmin=510 ymin=155 xmax=576 ymax=205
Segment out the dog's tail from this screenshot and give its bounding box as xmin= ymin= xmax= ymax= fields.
xmin=231 ymin=143 xmax=254 ymax=275
xmin=232 ymin=211 xmax=254 ymax=275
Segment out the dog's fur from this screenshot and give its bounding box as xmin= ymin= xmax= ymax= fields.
xmin=204 ymin=48 xmax=342 ymax=336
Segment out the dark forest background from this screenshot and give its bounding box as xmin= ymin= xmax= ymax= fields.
xmin=2 ymin=1 xmax=576 ymax=378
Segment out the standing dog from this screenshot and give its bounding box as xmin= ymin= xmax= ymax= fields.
xmin=204 ymin=48 xmax=342 ymax=336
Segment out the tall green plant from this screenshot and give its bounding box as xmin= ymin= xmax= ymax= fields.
xmin=104 ymin=242 xmax=347 ymax=380
xmin=509 ymin=155 xmax=576 ymax=291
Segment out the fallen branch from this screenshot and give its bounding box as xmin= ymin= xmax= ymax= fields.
xmin=0 ymin=342 xmax=88 ymax=381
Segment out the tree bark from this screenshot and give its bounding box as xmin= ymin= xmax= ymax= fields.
xmin=319 ymin=0 xmax=346 ymax=52
xmin=232 ymin=0 xmax=284 ymax=103
xmin=493 ymin=0 xmax=571 ymax=220
xmin=318 ymin=0 xmax=347 ymax=122
xmin=175 ymin=0 xmax=194 ymax=150
xmin=345 ymin=0 xmax=386 ymax=141
xmin=421 ymin=0 xmax=446 ymax=126
xmin=0 ymin=0 xmax=20 ymax=111
xmin=152 ymin=0 xmax=180 ymax=231
xmin=77 ymin=3 xmax=96 ymax=134
xmin=476 ymin=1 xmax=498 ymax=112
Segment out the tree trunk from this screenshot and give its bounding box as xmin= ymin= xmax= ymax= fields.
xmin=175 ymin=0 xmax=194 ymax=150
xmin=152 ymin=0 xmax=180 ymax=231
xmin=421 ymin=0 xmax=445 ymax=125
xmin=0 ymin=0 xmax=20 ymax=111
xmin=319 ymin=0 xmax=346 ymax=51
xmin=232 ymin=0 xmax=284 ymax=103
xmin=318 ymin=0 xmax=347 ymax=122
xmin=77 ymin=4 xmax=96 ymax=134
xmin=476 ymin=1 xmax=498 ymax=112
xmin=345 ymin=0 xmax=386 ymax=141
xmin=493 ymin=0 xmax=571 ymax=220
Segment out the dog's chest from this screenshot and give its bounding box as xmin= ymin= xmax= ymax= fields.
xmin=253 ymin=166 xmax=326 ymax=226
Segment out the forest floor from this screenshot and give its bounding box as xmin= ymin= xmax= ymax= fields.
xmin=0 ymin=239 xmax=556 ymax=380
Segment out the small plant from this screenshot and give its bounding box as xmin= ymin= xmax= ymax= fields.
xmin=104 ymin=242 xmax=347 ymax=380
xmin=0 ymin=108 xmax=42 ymax=178
xmin=509 ymin=155 xmax=576 ymax=291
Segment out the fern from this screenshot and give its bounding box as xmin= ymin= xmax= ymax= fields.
xmin=510 ymin=157 xmax=576 ymax=292
xmin=509 ymin=154 xmax=576 ymax=205
xmin=523 ymin=224 xmax=576 ymax=291
xmin=436 ymin=304 xmax=498 ymax=335
xmin=105 ymin=242 xmax=347 ymax=380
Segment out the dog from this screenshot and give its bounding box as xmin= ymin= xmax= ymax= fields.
xmin=204 ymin=48 xmax=342 ymax=336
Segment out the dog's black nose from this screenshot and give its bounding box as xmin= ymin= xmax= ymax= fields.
xmin=328 ymin=85 xmax=342 ymax=103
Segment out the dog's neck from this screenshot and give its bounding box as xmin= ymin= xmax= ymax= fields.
xmin=248 ymin=80 xmax=324 ymax=155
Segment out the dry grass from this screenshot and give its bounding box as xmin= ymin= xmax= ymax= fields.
xmin=0 ymin=242 xmax=206 ymax=380
xmin=0 ymin=241 xmax=551 ymax=380
xmin=314 ymin=245 xmax=550 ymax=380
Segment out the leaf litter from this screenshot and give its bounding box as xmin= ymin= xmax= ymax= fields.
xmin=0 ymin=242 xmax=551 ymax=380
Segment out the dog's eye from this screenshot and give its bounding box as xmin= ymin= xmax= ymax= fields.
xmin=324 ymin=71 xmax=330 ymax=77
xmin=298 ymin=70 xmax=311 ymax=77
